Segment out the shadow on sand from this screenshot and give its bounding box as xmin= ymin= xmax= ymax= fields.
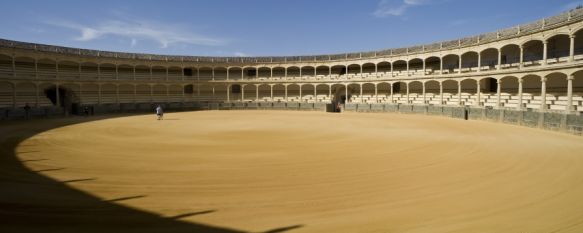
xmin=0 ymin=115 xmax=303 ymax=233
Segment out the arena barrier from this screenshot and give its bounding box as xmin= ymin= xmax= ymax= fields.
xmin=1 ymin=102 xmax=582 ymax=136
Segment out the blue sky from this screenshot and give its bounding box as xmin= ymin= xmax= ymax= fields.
xmin=0 ymin=0 xmax=582 ymax=57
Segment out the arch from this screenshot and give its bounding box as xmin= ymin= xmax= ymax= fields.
xmin=425 ymin=80 xmax=440 ymax=94
xmin=546 ymin=34 xmax=570 ymax=60
xmin=377 ymin=62 xmax=391 ymax=73
xmin=424 ymin=57 xmax=440 ymax=74
xmin=500 ymin=44 xmax=520 ymax=66
xmin=377 ymin=82 xmax=391 ymax=102
xmin=116 ymin=64 xmax=133 ymax=80
xmin=300 ymin=66 xmax=315 ymax=77
xmin=574 ymin=29 xmax=583 ymax=58
xmin=257 ymin=67 xmax=271 ymax=78
xmin=14 ymin=57 xmax=36 ymax=79
xmin=300 ymin=84 xmax=315 ymax=102
xmin=286 ymin=84 xmax=300 ymax=101
xmin=347 ymin=83 xmax=361 ymax=102
xmin=460 ymin=79 xmax=477 ymax=94
xmin=134 ymin=65 xmax=150 ymax=80
xmin=228 ymin=67 xmax=243 ymax=80
xmin=362 ymin=63 xmax=376 ymax=74
xmin=286 ymin=66 xmax=300 ymax=77
xmin=257 ymin=84 xmax=271 ymax=101
xmin=347 ymin=64 xmax=361 ymax=74
xmin=392 ymin=60 xmax=407 ymax=75
xmin=331 ymin=83 xmax=348 ymax=104
xmin=272 ymin=67 xmax=286 ymax=77
xmin=408 ymin=59 xmax=423 ymax=75
xmin=461 ymin=51 xmax=479 ymax=71
xmin=408 ymin=81 xmax=423 ymax=94
xmin=441 ymin=80 xmax=458 ymax=94
xmin=479 ymin=77 xmax=498 ymax=94
xmin=213 ymin=67 xmax=228 ymax=80
xmin=500 ymin=76 xmax=519 ymax=94
xmin=272 ymin=84 xmax=286 ymax=101
xmin=545 ymin=72 xmax=568 ymax=95
xmin=571 ymin=70 xmax=583 ymax=97
xmin=198 ymin=67 xmax=213 ymax=81
xmin=316 ymin=66 xmax=330 ymax=76
xmin=57 ymin=60 xmax=80 ymax=79
xmin=522 ymin=74 xmax=542 ymax=95
xmin=118 ymin=84 xmax=135 ymax=103
xmin=362 ymin=83 xmax=376 ymax=103
xmin=522 ymin=40 xmax=544 ymax=64
xmin=441 ymin=54 xmax=459 ymax=74
xmin=315 ymin=84 xmax=330 ymax=102
xmin=480 ymin=48 xmax=499 ymax=70
xmin=330 ymin=65 xmax=346 ymax=75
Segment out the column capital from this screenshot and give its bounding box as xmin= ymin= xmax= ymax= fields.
xmin=518 ymin=78 xmax=523 ymax=84
xmin=497 ymin=79 xmax=503 ymax=84
xmin=541 ymin=77 xmax=547 ymax=82
xmin=568 ymin=75 xmax=575 ymax=80
xmin=570 ymin=34 xmax=576 ymax=39
xmin=543 ymin=40 xmax=548 ymax=44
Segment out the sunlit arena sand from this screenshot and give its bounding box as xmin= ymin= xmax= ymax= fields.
xmin=3 ymin=110 xmax=583 ymax=233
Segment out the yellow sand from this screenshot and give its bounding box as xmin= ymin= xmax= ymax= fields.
xmin=5 ymin=111 xmax=583 ymax=232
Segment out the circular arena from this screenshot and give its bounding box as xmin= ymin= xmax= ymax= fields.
xmin=2 ymin=5 xmax=583 ymax=233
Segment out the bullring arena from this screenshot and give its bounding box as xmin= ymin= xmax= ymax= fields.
xmin=2 ymin=7 xmax=583 ymax=233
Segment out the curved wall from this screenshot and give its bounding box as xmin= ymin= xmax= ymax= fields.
xmin=1 ymin=8 xmax=583 ymax=122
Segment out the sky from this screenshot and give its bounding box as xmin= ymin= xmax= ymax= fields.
xmin=0 ymin=0 xmax=582 ymax=57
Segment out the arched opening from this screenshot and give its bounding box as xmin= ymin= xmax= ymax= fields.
xmin=198 ymin=84 xmax=213 ymax=102
xmin=316 ymin=66 xmax=330 ymax=76
xmin=228 ymin=67 xmax=243 ymax=80
xmin=500 ymin=44 xmax=520 ymax=68
xmin=272 ymin=84 xmax=285 ymax=102
xmin=257 ymin=84 xmax=271 ymax=101
xmin=442 ymin=54 xmax=459 ymax=74
xmin=117 ymin=64 xmax=133 ymax=80
xmin=213 ymin=84 xmax=228 ymax=102
xmin=315 ymin=84 xmax=330 ymax=102
xmin=134 ymin=65 xmax=150 ymax=80
xmin=79 ymin=62 xmax=98 ymax=80
xmin=347 ymin=64 xmax=360 ymax=75
xmin=547 ymin=34 xmax=570 ymax=62
xmin=213 ymin=67 xmax=227 ymax=81
xmin=377 ymin=82 xmax=390 ymax=103
xmin=331 ymin=65 xmax=346 ymax=76
xmin=198 ymin=67 xmax=213 ymax=81
xmin=408 ymin=59 xmax=423 ymax=76
xmin=301 ymin=84 xmax=315 ymax=102
xmin=272 ymin=67 xmax=285 ymax=78
xmin=362 ymin=83 xmax=376 ymax=103
xmin=408 ymin=81 xmax=423 ymax=104
xmin=461 ymin=52 xmax=478 ymax=72
xmin=286 ymin=84 xmax=300 ymax=102
xmin=257 ymin=67 xmax=271 ymax=79
xmin=522 ymin=75 xmax=541 ymax=109
xmin=242 ymin=84 xmax=256 ymax=102
xmin=572 ymin=70 xmax=583 ymax=112
xmin=14 ymin=57 xmax=35 ymax=79
xmin=58 ymin=61 xmax=80 ymax=79
xmin=287 ymin=66 xmax=300 ymax=78
xmin=15 ymin=82 xmax=36 ymax=107
xmin=393 ymin=82 xmax=406 ymax=104
xmin=300 ymin=66 xmax=315 ymax=78
xmin=168 ymin=85 xmax=183 ymax=102
xmin=331 ymin=84 xmax=348 ymax=104
xmin=392 ymin=60 xmax=407 ymax=76
xmin=118 ymin=84 xmax=135 ymax=103
xmin=44 ymin=84 xmax=79 ymax=112
xmin=135 ymin=84 xmax=150 ymax=103
xmin=574 ymin=29 xmax=583 ymax=59
xmin=425 ymin=81 xmax=440 ymax=104
xmin=347 ymin=84 xmax=360 ymax=102
xmin=377 ymin=62 xmax=391 ymax=74
xmin=442 ymin=80 xmax=458 ymax=106
xmin=522 ymin=40 xmax=544 ymax=66
xmin=362 ymin=63 xmax=376 ymax=74
xmin=37 ymin=59 xmax=56 ymax=79
xmin=480 ymin=48 xmax=498 ymax=71
xmin=425 ymin=57 xmax=440 ymax=74
xmin=499 ymin=76 xmax=518 ymax=108
xmin=151 ymin=66 xmax=166 ymax=81
xmin=460 ymin=79 xmax=477 ymax=106
xmin=100 ymin=63 xmax=117 ymax=80
xmin=100 ymin=84 xmax=116 ymax=103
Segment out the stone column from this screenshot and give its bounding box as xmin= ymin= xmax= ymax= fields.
xmin=375 ymin=84 xmax=378 ymax=103
xmin=299 ymin=85 xmax=303 ymax=102
xmin=255 ymin=85 xmax=259 ymax=102
xmin=517 ymin=78 xmax=523 ymax=110
xmin=543 ymin=41 xmax=548 ymax=65
xmin=406 ymin=83 xmax=410 ymax=104
xmin=540 ymin=77 xmax=547 ymax=111
xmin=11 ymin=83 xmax=16 ymax=108
xmin=567 ymin=74 xmax=574 ymax=112
xmin=226 ymin=67 xmax=230 ymax=80
xmin=422 ymin=82 xmax=426 ymax=104
xmin=477 ymin=53 xmax=482 ymax=72
xmin=476 ymin=81 xmax=481 ymax=106
xmin=328 ymin=85 xmax=332 ymax=99
xmin=56 ymin=83 xmax=60 ymax=107
xmin=227 ymin=84 xmax=230 ymax=102
xmin=440 ymin=58 xmax=444 ymax=74
xmin=519 ymin=45 xmax=524 ymax=69
xmin=439 ymin=82 xmax=444 ymax=105
xmin=313 ymin=84 xmax=317 ymax=101
xmin=422 ymin=59 xmax=426 ymax=75
xmin=406 ymin=61 xmax=410 ymax=76
xmin=345 ymin=84 xmax=348 ymax=103
xmin=241 ymin=85 xmax=245 ymax=102
xmin=270 ymin=85 xmax=274 ymax=101
xmin=285 ymin=85 xmax=288 ymax=102
xmin=458 ymin=55 xmax=462 ymax=74
xmin=457 ymin=81 xmax=462 ymax=106
xmin=390 ymin=83 xmax=394 ymax=103
xmin=570 ymin=35 xmax=576 ymax=62
xmin=360 ymin=84 xmax=363 ymax=103
xmin=496 ymin=79 xmax=502 ymax=108
xmin=497 ymin=49 xmax=502 ymax=70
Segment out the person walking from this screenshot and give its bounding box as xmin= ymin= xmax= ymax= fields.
xmin=155 ymin=105 xmax=164 ymax=120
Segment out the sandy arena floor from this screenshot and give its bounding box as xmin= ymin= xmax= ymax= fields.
xmin=2 ymin=110 xmax=583 ymax=233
